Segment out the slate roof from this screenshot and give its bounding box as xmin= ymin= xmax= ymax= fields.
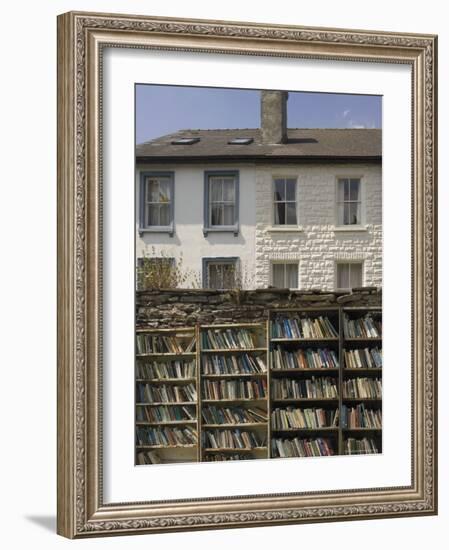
xmin=136 ymin=128 xmax=382 ymax=163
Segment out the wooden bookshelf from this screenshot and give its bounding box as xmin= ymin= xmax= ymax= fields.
xmin=135 ymin=306 xmax=382 ymax=464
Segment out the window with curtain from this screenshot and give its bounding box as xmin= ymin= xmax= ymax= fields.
xmin=273 ymin=177 xmax=297 ymax=225
xmin=203 ymin=258 xmax=238 ymax=289
xmin=337 ymin=178 xmax=362 ymax=225
xmin=141 ymin=173 xmax=174 ymax=230
xmin=336 ymin=262 xmax=363 ymax=290
xmin=208 ymin=174 xmax=237 ymax=227
xmin=271 ymin=262 xmax=299 ymax=289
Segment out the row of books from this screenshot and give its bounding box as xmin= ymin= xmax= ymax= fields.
xmin=271 ymin=315 xmax=338 ymax=339
xmin=272 ymin=377 xmax=338 ymax=400
xmin=203 ymin=453 xmax=251 ymax=461
xmin=201 ymin=328 xmax=258 ymax=350
xmin=202 ymin=353 xmax=267 ymax=375
xmin=136 ymin=450 xmax=162 ymax=465
xmin=136 ymin=360 xmax=196 ymax=380
xmin=342 ymin=378 xmax=382 ymax=399
xmin=342 ymin=313 xmax=382 ymax=339
xmin=136 ymin=426 xmax=198 ymax=446
xmin=137 ymin=383 xmax=197 ymax=403
xmin=271 ymin=347 xmax=339 ymax=370
xmin=136 ymin=334 xmax=196 ymax=355
xmin=204 ymin=429 xmax=266 ymax=449
xmin=341 ymin=404 xmax=382 ymax=429
xmin=344 ymin=437 xmax=379 ymax=454
xmin=202 ymin=379 xmax=267 ymax=400
xmin=271 ymin=437 xmax=334 ymax=458
xmin=271 ymin=407 xmax=339 ymax=430
xmin=201 ymin=406 xmax=267 ymax=425
xmin=136 ymin=404 xmax=196 ymax=423
xmin=343 ymin=347 xmax=382 ymax=369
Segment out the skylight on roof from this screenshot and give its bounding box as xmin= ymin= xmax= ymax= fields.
xmin=228 ymin=137 xmax=254 ymax=145
xmin=171 ymin=137 xmax=201 ymax=145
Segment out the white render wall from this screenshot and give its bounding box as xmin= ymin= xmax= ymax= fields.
xmin=136 ymin=162 xmax=382 ymax=290
xmin=136 ymin=163 xmax=257 ymax=288
xmin=254 ymin=163 xmax=382 ymax=290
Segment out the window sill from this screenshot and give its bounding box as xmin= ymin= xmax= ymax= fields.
xmin=332 ymin=225 xmax=368 ymax=233
xmin=203 ymin=226 xmax=239 ymax=237
xmin=138 ymin=226 xmax=174 ymax=237
xmin=267 ymin=226 xmax=303 ymax=233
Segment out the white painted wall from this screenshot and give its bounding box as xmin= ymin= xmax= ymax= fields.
xmin=137 ymin=162 xmax=382 ymax=290
xmin=136 ymin=163 xmax=257 ymax=287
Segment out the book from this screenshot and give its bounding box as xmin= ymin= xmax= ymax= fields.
xmin=201 ymin=328 xmax=258 ymax=350
xmin=136 ymin=382 xmax=197 ymax=403
xmin=136 ymin=359 xmax=196 ymax=379
xmin=341 ymin=404 xmax=382 ymax=429
xmin=204 ymin=429 xmax=266 ymax=449
xmin=136 ymin=405 xmax=196 ymax=423
xmin=202 ymin=406 xmax=268 ymax=425
xmin=343 ymin=378 xmax=382 ymax=399
xmin=271 ymin=437 xmax=334 ymax=458
xmin=136 ymin=333 xmax=196 ymax=354
xmin=272 ymin=377 xmax=338 ymax=399
xmin=271 ymin=407 xmax=339 ymax=429
xmin=136 ymin=425 xmax=198 ymax=446
xmin=271 ymin=347 xmax=339 ymax=370
xmin=342 ymin=313 xmax=382 ymax=339
xmin=343 ymin=347 xmax=382 ymax=369
xmin=202 ymin=379 xmax=267 ymax=400
xmin=202 ymin=353 xmax=267 ymax=375
xmin=344 ymin=437 xmax=379 ymax=454
xmin=271 ymin=315 xmax=338 ymax=339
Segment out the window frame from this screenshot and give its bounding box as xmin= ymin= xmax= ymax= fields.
xmin=202 ymin=257 xmax=239 ymax=289
xmin=271 ymin=176 xmax=299 ymax=227
xmin=335 ymin=260 xmax=364 ymax=291
xmin=335 ymin=176 xmax=365 ymax=229
xmin=270 ymin=260 xmax=300 ymax=289
xmin=203 ymin=170 xmax=239 ymax=236
xmin=139 ymin=171 xmax=175 ymax=236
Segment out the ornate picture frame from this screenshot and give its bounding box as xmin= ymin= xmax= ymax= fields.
xmin=57 ymin=11 xmax=437 ymax=538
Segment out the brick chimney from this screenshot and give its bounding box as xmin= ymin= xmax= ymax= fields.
xmin=260 ymin=90 xmax=288 ymax=144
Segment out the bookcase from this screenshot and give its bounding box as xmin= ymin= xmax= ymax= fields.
xmin=135 ymin=306 xmax=382 ymax=464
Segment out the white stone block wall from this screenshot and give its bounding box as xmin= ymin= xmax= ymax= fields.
xmin=254 ymin=163 xmax=382 ymax=290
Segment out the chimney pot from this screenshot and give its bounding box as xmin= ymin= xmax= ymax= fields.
xmin=260 ymin=90 xmax=288 ymax=144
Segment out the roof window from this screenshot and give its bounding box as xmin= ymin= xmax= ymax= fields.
xmin=171 ymin=137 xmax=201 ymax=145
xmin=227 ymin=137 xmax=254 ymax=145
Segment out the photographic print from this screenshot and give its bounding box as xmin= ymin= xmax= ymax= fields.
xmin=134 ymin=85 xmax=383 ymax=465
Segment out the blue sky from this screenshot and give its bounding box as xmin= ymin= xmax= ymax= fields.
xmin=136 ymin=84 xmax=382 ymax=145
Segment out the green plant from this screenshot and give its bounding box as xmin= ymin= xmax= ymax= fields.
xmin=137 ymin=247 xmax=201 ymax=290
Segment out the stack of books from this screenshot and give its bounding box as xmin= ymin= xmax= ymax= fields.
xmin=202 ymin=406 xmax=267 ymax=425
xmin=202 ymin=379 xmax=267 ymax=400
xmin=201 ymin=328 xmax=257 ymax=350
xmin=344 ymin=437 xmax=379 ymax=454
xmin=272 ymin=437 xmax=334 ymax=458
xmin=343 ymin=347 xmax=382 ymax=369
xmin=271 ymin=347 xmax=339 ymax=370
xmin=136 ymin=334 xmax=196 ymax=354
xmin=343 ymin=378 xmax=382 ymax=399
xmin=272 ymin=377 xmax=338 ymax=399
xmin=342 ymin=314 xmax=382 ymax=339
xmin=202 ymin=354 xmax=266 ymax=375
xmin=204 ymin=429 xmax=266 ymax=449
xmin=271 ymin=407 xmax=339 ymax=430
xmin=137 ymin=383 xmax=197 ymax=403
xmin=136 ymin=405 xmax=196 ymax=423
xmin=136 ymin=426 xmax=198 ymax=446
xmin=271 ymin=316 xmax=338 ymax=339
xmin=341 ymin=404 xmax=382 ymax=429
xmin=136 ymin=360 xmax=196 ymax=379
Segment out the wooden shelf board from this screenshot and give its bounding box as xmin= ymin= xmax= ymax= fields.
xmin=343 ymin=337 xmax=382 ymax=342
xmin=203 ymin=447 xmax=267 ymax=452
xmin=136 ymin=444 xmax=197 ymax=449
xmin=271 ymin=397 xmax=339 ymax=403
xmin=271 ymin=338 xmax=339 ymax=342
xmin=136 ymin=352 xmax=196 ymax=358
xmin=202 ymin=423 xmax=267 ymax=428
xmin=136 ymin=421 xmax=197 ymax=426
xmin=342 ymin=397 xmax=382 ymax=402
xmin=136 ymin=402 xmax=197 ymax=406
xmin=202 ymin=398 xmax=267 ymax=403
xmin=136 ymin=378 xmax=196 ymax=383
xmin=201 ymin=348 xmax=267 ymax=353
xmin=342 ymin=427 xmax=382 ymax=431
xmin=201 ymin=323 xmax=265 ymax=329
xmin=202 ymin=373 xmax=267 ymax=379
xmin=271 ymin=368 xmax=339 ymax=374
xmin=136 ymin=327 xmax=195 ymax=334
xmin=272 ymin=427 xmax=339 ymax=432
xmin=343 ymin=368 xmax=382 ymax=373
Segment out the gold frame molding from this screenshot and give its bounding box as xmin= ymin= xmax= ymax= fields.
xmin=57 ymin=11 xmax=438 ymax=538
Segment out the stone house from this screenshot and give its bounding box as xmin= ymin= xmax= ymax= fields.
xmin=135 ymin=91 xmax=382 ymax=291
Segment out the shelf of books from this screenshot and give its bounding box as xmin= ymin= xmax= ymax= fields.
xmin=199 ymin=323 xmax=269 ymax=461
xmin=341 ymin=307 xmax=382 ymax=455
xmin=135 ymin=327 xmax=199 ymax=465
xmin=269 ymin=309 xmax=341 ymax=458
xmin=135 ymin=306 xmax=382 ymax=464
